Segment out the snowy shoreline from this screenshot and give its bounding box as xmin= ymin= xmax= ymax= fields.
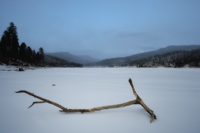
xmin=0 ymin=64 xmax=44 ymax=71
xmin=1 ymin=68 xmax=200 ymax=133
xmin=1 ymin=64 xmax=199 ymax=72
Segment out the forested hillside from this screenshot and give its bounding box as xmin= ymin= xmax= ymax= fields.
xmin=128 ymin=49 xmax=200 ymax=68
xmin=44 ymin=55 xmax=82 ymax=67
xmin=91 ymin=45 xmax=200 ymax=67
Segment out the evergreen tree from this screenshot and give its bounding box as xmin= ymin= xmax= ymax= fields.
xmin=38 ymin=47 xmax=44 ymax=63
xmin=0 ymin=22 xmax=19 ymax=58
xmin=32 ymin=50 xmax=36 ymax=64
xmin=9 ymin=22 xmax=19 ymax=58
xmin=19 ymin=42 xmax=27 ymax=61
xmin=26 ymin=46 xmax=32 ymax=63
xmin=35 ymin=52 xmax=41 ymax=65
xmin=0 ymin=30 xmax=10 ymax=57
xmin=0 ymin=22 xmax=46 ymax=66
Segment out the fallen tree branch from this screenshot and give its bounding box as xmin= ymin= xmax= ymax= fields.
xmin=128 ymin=79 xmax=156 ymax=122
xmin=89 ymin=100 xmax=138 ymax=112
xmin=16 ymin=78 xmax=156 ymax=123
xmin=16 ymin=90 xmax=66 ymax=110
xmin=28 ymin=101 xmax=46 ymax=108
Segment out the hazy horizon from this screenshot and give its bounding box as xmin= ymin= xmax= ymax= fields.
xmin=46 ymin=44 xmax=200 ymax=60
xmin=1 ymin=0 xmax=200 ymax=59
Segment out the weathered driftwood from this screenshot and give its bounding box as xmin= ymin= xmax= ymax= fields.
xmin=16 ymin=78 xmax=156 ymax=123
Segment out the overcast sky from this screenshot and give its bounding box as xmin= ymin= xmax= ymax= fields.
xmin=0 ymin=0 xmax=200 ymax=59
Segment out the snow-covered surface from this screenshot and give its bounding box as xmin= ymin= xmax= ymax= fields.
xmin=0 ymin=63 xmax=36 ymax=71
xmin=0 ymin=64 xmax=19 ymax=71
xmin=0 ymin=68 xmax=200 ymax=133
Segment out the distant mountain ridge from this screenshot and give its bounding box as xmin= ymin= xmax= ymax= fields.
xmin=92 ymin=45 xmax=200 ymax=66
xmin=129 ymin=48 xmax=200 ymax=68
xmin=47 ymin=52 xmax=99 ymax=65
xmin=47 ymin=45 xmax=200 ymax=66
xmin=44 ymin=55 xmax=82 ymax=67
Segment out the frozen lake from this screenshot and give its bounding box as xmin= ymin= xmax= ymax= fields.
xmin=0 ymin=68 xmax=200 ymax=133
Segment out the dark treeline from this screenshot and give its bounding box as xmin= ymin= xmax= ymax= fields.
xmin=129 ymin=49 xmax=200 ymax=68
xmin=0 ymin=22 xmax=82 ymax=67
xmin=0 ymin=22 xmax=44 ymax=66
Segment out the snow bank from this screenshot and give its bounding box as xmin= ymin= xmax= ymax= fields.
xmin=0 ymin=64 xmax=18 ymax=71
xmin=0 ymin=68 xmax=200 ymax=133
xmin=0 ymin=64 xmax=40 ymax=71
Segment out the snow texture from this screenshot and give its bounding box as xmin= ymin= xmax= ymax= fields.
xmin=0 ymin=68 xmax=200 ymax=133
xmin=0 ymin=64 xmax=36 ymax=71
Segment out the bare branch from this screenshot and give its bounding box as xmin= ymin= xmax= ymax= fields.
xmin=150 ymin=113 xmax=155 ymax=123
xmin=16 ymin=79 xmax=157 ymax=123
xmin=128 ymin=78 xmax=140 ymax=99
xmin=128 ymin=78 xmax=156 ymax=122
xmin=16 ymin=90 xmax=66 ymax=111
xmin=89 ymin=100 xmax=138 ymax=112
xmin=28 ymin=101 xmax=46 ymax=108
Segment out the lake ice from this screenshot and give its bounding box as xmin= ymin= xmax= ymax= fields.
xmin=0 ymin=68 xmax=200 ymax=133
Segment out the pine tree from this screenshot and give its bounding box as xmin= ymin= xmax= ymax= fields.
xmin=0 ymin=22 xmax=19 ymax=59
xmin=26 ymin=46 xmax=32 ymax=63
xmin=19 ymin=42 xmax=27 ymax=62
xmin=38 ymin=47 xmax=44 ymax=63
xmin=0 ymin=22 xmax=46 ymax=66
xmin=0 ymin=30 xmax=10 ymax=57
xmin=35 ymin=52 xmax=40 ymax=65
xmin=8 ymin=22 xmax=19 ymax=59
xmin=32 ymin=50 xmax=36 ymax=64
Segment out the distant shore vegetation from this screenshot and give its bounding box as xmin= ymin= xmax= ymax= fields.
xmin=0 ymin=22 xmax=82 ymax=67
